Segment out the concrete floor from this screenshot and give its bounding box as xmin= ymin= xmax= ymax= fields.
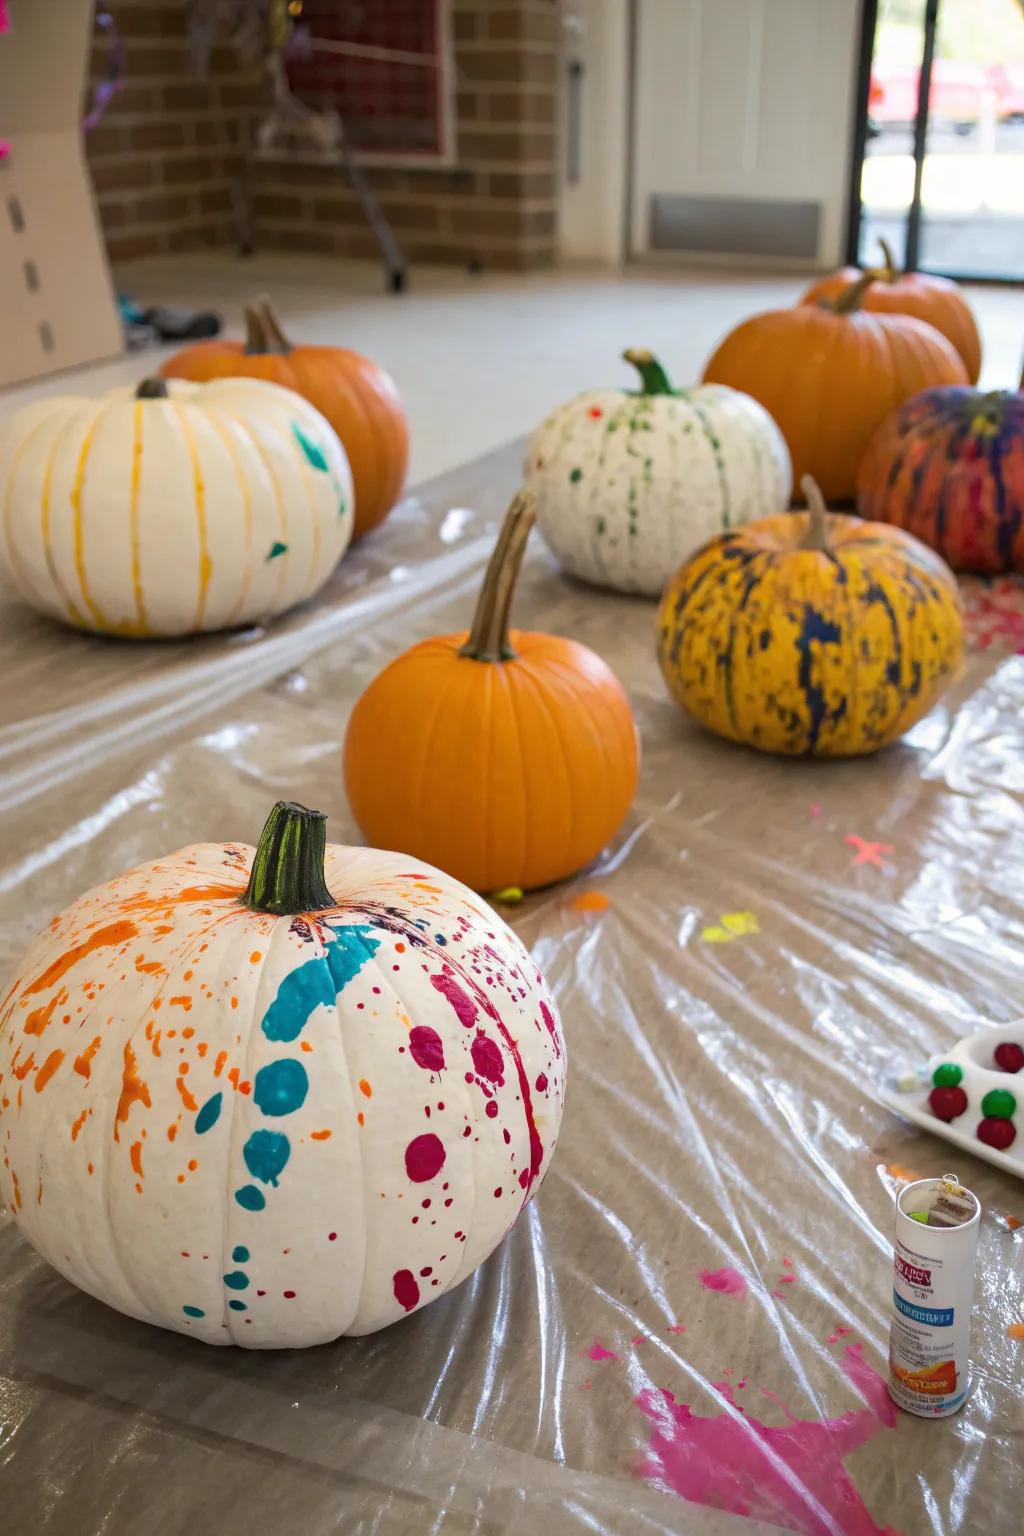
xmin=3 ymin=254 xmax=1021 ymax=486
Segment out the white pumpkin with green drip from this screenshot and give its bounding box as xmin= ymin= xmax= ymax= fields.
xmin=524 ymin=350 xmax=792 ymax=597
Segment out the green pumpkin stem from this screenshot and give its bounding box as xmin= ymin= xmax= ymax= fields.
xmin=876 ymin=237 xmax=899 ymax=281
xmin=828 ymin=271 xmax=876 ymax=315
xmin=242 ymin=802 xmax=336 ymax=916
xmin=623 ymin=348 xmax=675 ymax=396
xmin=799 ymin=476 xmax=831 ymax=552
xmin=244 ymin=295 xmax=293 ymax=356
xmin=135 ymin=377 xmax=170 ymax=399
xmin=459 ymin=489 xmax=537 ymax=663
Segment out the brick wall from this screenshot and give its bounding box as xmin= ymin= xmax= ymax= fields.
xmin=85 ymin=0 xmax=266 ymax=263
xmin=86 ymin=0 xmax=561 ymax=271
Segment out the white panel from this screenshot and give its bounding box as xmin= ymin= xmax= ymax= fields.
xmin=697 ymin=0 xmax=762 ymax=181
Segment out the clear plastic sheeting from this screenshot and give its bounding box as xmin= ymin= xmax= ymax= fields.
xmin=1 ymin=441 xmax=1023 ymax=1535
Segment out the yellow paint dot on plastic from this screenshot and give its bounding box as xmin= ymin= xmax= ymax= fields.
xmin=491 ymin=887 xmax=524 ymax=905
xmin=721 ymin=911 xmax=759 ymax=936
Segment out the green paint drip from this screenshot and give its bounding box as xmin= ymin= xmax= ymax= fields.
xmin=266 ymin=540 xmax=288 ymax=561
xmin=292 ymin=421 xmax=330 ymax=471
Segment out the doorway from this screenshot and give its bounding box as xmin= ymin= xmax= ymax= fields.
xmin=849 ymin=0 xmax=1024 ymax=280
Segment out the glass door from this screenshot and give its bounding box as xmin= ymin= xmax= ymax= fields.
xmin=849 ymin=0 xmax=1024 ymax=281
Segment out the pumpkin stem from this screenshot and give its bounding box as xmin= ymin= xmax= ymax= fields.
xmin=876 ymin=236 xmax=899 ymax=281
xmin=135 ymin=378 xmax=170 ymax=399
xmin=623 ymin=347 xmax=675 ymax=396
xmin=244 ymin=295 xmax=293 ymax=356
xmin=799 ymin=476 xmax=831 ymax=552
xmin=459 ymin=490 xmax=537 ymax=663
xmin=828 ymin=271 xmax=876 ymax=315
xmin=242 ymin=802 xmax=336 ymax=916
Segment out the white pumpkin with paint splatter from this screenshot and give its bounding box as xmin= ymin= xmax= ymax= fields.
xmin=0 ymin=376 xmax=353 ymax=636
xmin=525 ymin=350 xmax=792 ymax=597
xmin=0 ymin=803 xmax=565 ymax=1348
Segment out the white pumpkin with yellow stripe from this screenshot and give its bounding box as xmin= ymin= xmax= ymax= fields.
xmin=0 ymin=376 xmax=354 ymax=637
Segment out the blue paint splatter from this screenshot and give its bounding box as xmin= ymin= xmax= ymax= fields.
xmin=292 ymin=421 xmax=330 ymax=472
xmin=194 ymin=1093 xmax=222 ymax=1134
xmin=232 ymin=1245 xmax=250 ymax=1263
xmin=253 ymin=1058 xmax=308 ymax=1117
xmin=244 ymin=1129 xmax=291 ymax=1186
xmin=260 ymin=926 xmax=380 ymax=1042
xmin=224 ymin=1271 xmax=250 ymax=1291
xmin=183 ymin=1305 xmax=204 ymax=1318
xmin=229 ymin=1299 xmax=248 ymax=1312
xmin=235 ymin=1184 xmax=266 ymax=1211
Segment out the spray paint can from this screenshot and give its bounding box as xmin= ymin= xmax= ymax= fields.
xmin=888 ymin=1173 xmax=981 ymax=1417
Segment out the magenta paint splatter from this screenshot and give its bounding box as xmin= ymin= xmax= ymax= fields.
xmin=668 ymin=1323 xmax=687 ymax=1334
xmin=409 ymin=1025 xmax=445 ymax=1071
xmin=393 ymin=1269 xmax=420 ymax=1312
xmin=471 ymin=1032 xmax=504 ymax=1083
xmin=582 ymin=1338 xmax=619 ymax=1362
xmin=841 ymin=1342 xmax=898 ymax=1428
xmin=536 ymin=1072 xmax=548 ymax=1092
xmin=698 ymin=1266 xmax=748 ymax=1297
xmin=430 ymin=971 xmax=477 ymax=1028
xmin=539 ymin=999 xmax=562 ymax=1058
xmin=485 ymin=1100 xmax=499 ymax=1119
xmin=405 ymin=1132 xmax=446 ymax=1182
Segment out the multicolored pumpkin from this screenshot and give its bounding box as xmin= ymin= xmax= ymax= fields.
xmin=162 ymin=297 xmax=408 ymax=540
xmin=0 ymin=802 xmax=565 ymax=1347
xmin=799 ymin=240 xmax=982 ymax=385
xmin=702 ymin=274 xmax=969 ymax=503
xmin=857 ymin=387 xmax=1024 ymax=574
xmin=524 ymin=350 xmax=791 ymax=597
xmin=0 ymin=376 xmax=352 ymax=637
xmin=345 ymin=491 xmax=639 ymax=892
xmin=657 ymin=476 xmax=964 ymax=757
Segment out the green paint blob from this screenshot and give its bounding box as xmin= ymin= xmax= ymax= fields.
xmin=266 ymin=540 xmax=288 ymax=561
xmin=194 ymin=1092 xmax=222 ymax=1134
xmin=232 ymin=1245 xmax=250 ymax=1263
xmin=981 ymin=1087 xmax=1016 ymax=1118
xmin=253 ymin=1058 xmax=308 ymax=1118
xmin=932 ymin=1062 xmax=963 ymax=1088
xmin=223 ymin=1271 xmax=250 ymax=1291
xmin=569 ymin=468 xmax=583 ymax=483
xmin=183 ymin=1305 xmax=204 ymax=1318
xmin=292 ymin=421 xmax=330 ymax=472
xmin=235 ymin=1184 xmax=266 ymax=1211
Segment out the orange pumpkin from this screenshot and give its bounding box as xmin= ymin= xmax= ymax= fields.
xmin=800 ymin=240 xmax=982 ymax=384
xmin=702 ymin=274 xmax=969 ymax=503
xmin=162 ymin=297 xmax=409 ymax=540
xmin=344 ymin=491 xmax=639 ymax=893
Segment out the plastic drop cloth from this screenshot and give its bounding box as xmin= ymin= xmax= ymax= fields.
xmin=1 ymin=440 xmax=1023 ymax=1536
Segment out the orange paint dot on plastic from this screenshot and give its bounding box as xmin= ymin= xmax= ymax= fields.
xmin=569 ymin=891 xmax=610 ymax=913
xmin=1008 ymin=1322 xmax=1024 ymax=1341
xmin=359 ymin=1079 xmax=373 ymax=1098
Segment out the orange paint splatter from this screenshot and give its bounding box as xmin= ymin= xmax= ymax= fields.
xmin=250 ymin=951 xmax=262 ymax=963
xmin=214 ymin=1050 xmax=227 ymax=1077
xmin=885 ymin=1163 xmax=922 ymax=1184
xmin=196 ymin=1041 xmax=207 ymax=1057
xmin=118 ymin=883 xmax=243 ymax=915
xmin=395 ymin=942 xmax=406 ymax=953
xmin=230 ymin=996 xmax=238 ymax=1009
xmin=87 ymin=1162 xmax=94 ymax=1175
xmin=238 ymin=1079 xmax=251 ymax=1095
xmin=187 ymin=1158 xmax=198 ymax=1171
xmin=25 ymin=920 xmax=138 ymax=995
xmin=359 ymin=1078 xmax=373 ymax=1098
xmin=569 ymin=891 xmax=610 ymax=913
xmin=134 ymin=956 xmax=163 ymax=975
xmin=24 ymin=987 xmax=68 ymax=1037
xmin=11 ymin=1170 xmax=22 ymax=1209
xmin=74 ymin=1035 xmax=102 ymax=1079
xmin=130 ymin=1141 xmax=144 ymax=1177
xmin=357 ymin=1112 xmax=365 ymax=1127
xmin=151 ymin=1030 xmax=162 ymax=1057
xmin=13 ymin=1054 xmax=35 ymax=1082
xmin=114 ymin=1042 xmax=151 ymax=1141
xmin=228 ymin=1066 xmax=240 ymax=1089
xmin=167 ymin=1119 xmax=179 ymax=1141
xmin=310 ymin=1129 xmax=332 ymax=1141
xmin=70 ymin=1108 xmax=88 ymax=1141
xmin=176 ymin=1076 xmax=198 ymax=1112
xmin=182 ymin=1026 xmax=195 ymax=1039
xmin=35 ymin=1049 xmax=65 ymax=1091
xmin=1008 ymin=1323 xmax=1024 ymax=1341
xmin=300 ymin=1040 xmax=314 ymax=1052
xmin=169 ymin=996 xmax=193 ymax=1011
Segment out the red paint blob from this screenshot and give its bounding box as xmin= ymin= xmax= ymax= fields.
xmin=978 ymin=1116 xmax=1016 ymax=1150
xmin=929 ymin=1085 xmax=968 ymax=1121
xmin=328 ymin=1232 xmax=337 ymax=1241
xmin=536 ymin=1073 xmax=548 ymax=1092
xmin=283 ymin=1290 xmax=296 ymax=1299
xmin=430 ymin=971 xmax=477 ymax=1028
xmin=995 ymin=1042 xmax=1024 ymax=1073
xmin=405 ymin=1132 xmax=446 ymax=1182
xmin=485 ymin=1100 xmax=499 ymax=1119
xmin=393 ymin=1268 xmax=420 ymax=1312
xmin=409 ymin=1025 xmax=445 ymax=1072
xmin=471 ymin=1032 xmax=504 ymax=1083
xmin=539 ymin=999 xmax=562 ymax=1058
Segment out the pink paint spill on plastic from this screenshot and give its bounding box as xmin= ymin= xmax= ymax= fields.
xmin=634 ymin=1351 xmax=901 ymax=1536
xmin=842 ymin=1342 xmax=898 ymax=1429
xmin=668 ymin=1323 xmax=687 ymax=1334
xmin=632 ymin=1334 xmax=646 ymax=1347
xmin=582 ymin=1337 xmax=619 ymax=1362
xmin=698 ymin=1266 xmax=748 ymax=1297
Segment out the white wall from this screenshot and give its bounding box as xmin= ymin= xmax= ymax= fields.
xmin=556 ymin=0 xmax=630 ymax=263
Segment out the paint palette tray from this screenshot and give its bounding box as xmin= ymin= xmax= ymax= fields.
xmin=879 ymin=1020 xmax=1024 ymax=1182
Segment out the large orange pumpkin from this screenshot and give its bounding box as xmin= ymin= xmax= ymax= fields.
xmin=162 ymin=297 xmax=409 ymax=540
xmin=344 ymin=491 xmax=639 ymax=893
xmin=858 ymin=386 xmax=1024 ymax=573
xmin=702 ymin=274 xmax=968 ymax=503
xmin=800 ymin=240 xmax=982 ymax=384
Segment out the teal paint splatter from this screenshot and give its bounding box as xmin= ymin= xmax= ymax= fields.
xmin=266 ymin=540 xmax=288 ymax=561
xmin=194 ymin=1093 xmax=222 ymax=1134
xmin=292 ymin=421 xmax=330 ymax=472
xmin=232 ymin=1245 xmax=250 ymax=1263
xmin=254 ymin=1058 xmax=308 ymax=1117
xmin=224 ymin=1271 xmax=250 ymax=1291
xmin=261 ymin=926 xmax=380 ymax=1043
xmin=183 ymin=1305 xmax=204 ymax=1318
xmin=235 ymin=1184 xmax=266 ymax=1211
xmin=228 ymin=1299 xmax=247 ymax=1312
xmin=244 ymin=1129 xmax=291 ymax=1186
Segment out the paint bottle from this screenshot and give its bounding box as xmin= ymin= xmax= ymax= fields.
xmin=888 ymin=1172 xmax=981 ymax=1417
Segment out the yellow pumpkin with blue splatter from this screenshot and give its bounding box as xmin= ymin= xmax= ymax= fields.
xmin=657 ymin=478 xmax=963 ymax=757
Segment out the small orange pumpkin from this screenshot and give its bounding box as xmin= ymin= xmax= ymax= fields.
xmin=344 ymin=492 xmax=639 ymax=893
xmin=702 ymin=274 xmax=968 ymax=503
xmin=800 ymin=240 xmax=982 ymax=384
xmin=162 ymin=297 xmax=409 ymax=540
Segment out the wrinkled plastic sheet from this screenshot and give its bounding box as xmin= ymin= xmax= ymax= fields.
xmin=1 ymin=439 xmax=1023 ymax=1536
